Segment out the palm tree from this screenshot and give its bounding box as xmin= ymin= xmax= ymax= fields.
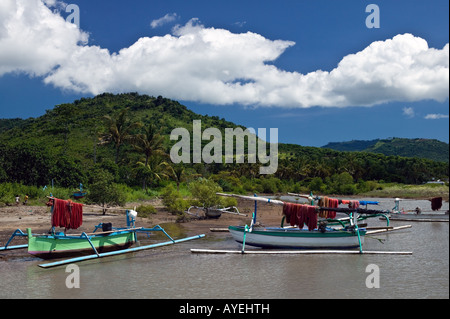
xmin=167 ymin=164 xmax=186 ymax=192
xmin=131 ymin=124 xmax=167 ymax=189
xmin=135 ymin=155 xmax=169 ymax=190
xmin=131 ymin=124 xmax=166 ymax=166
xmin=103 ymin=108 xmax=142 ymax=164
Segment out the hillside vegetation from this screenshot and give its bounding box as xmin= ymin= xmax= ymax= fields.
xmin=0 ymin=93 xmax=448 ymax=205
xmin=323 ymin=138 xmax=449 ymax=162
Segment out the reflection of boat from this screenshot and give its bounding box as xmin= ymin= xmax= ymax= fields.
xmin=228 ymin=225 xmax=366 ymax=249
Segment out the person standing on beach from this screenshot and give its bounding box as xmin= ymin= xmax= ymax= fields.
xmin=15 ymin=195 xmax=20 ymax=206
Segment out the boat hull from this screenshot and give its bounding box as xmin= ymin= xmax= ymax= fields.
xmin=228 ymin=226 xmax=365 ymax=249
xmin=205 ymin=208 xmax=222 ymax=219
xmin=386 ymin=213 xmax=449 ymax=222
xmin=28 ymin=230 xmax=136 ymax=259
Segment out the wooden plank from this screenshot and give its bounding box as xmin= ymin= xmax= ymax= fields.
xmin=190 ymin=249 xmax=412 ymax=255
xmin=366 ymin=225 xmax=412 ymax=235
xmin=365 ymin=226 xmax=394 ymax=230
xmin=388 ymin=217 xmax=448 ymax=222
xmin=210 ymin=228 xmax=229 ymax=232
xmin=0 ymin=244 xmax=28 ymax=251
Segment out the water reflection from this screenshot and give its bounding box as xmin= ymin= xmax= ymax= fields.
xmin=0 ymin=199 xmax=448 ymax=299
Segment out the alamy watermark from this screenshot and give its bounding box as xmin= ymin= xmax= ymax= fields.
xmin=170 ymin=120 xmax=278 ymax=175
xmin=365 ymin=264 xmax=380 ymax=288
xmin=64 ymin=3 xmax=80 ymax=28
xmin=65 ymin=264 xmax=80 ymax=289
xmin=366 ymin=4 xmax=380 ymax=29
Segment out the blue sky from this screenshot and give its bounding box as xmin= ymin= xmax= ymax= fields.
xmin=0 ymin=0 xmax=448 ymax=147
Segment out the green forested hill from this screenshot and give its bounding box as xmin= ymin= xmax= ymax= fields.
xmin=322 ymin=138 xmax=449 ymax=162
xmin=0 ymin=93 xmax=448 ymax=194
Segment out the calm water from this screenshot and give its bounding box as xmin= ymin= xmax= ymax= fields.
xmin=1 ymin=198 xmax=448 ymax=299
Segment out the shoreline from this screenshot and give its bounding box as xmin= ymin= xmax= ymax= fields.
xmin=0 ymin=198 xmax=281 ymax=248
xmin=1 ymin=193 xmax=448 ymax=256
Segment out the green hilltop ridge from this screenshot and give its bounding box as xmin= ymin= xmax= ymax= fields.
xmin=322 ymin=138 xmax=449 ymax=163
xmin=0 ymin=93 xmax=448 ymax=197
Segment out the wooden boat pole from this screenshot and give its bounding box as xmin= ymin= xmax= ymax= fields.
xmin=191 ymin=249 xmax=413 ymax=255
xmin=217 ymin=193 xmax=284 ymax=206
xmin=217 ymin=193 xmax=389 ymax=215
xmin=366 ymin=225 xmax=412 ymax=235
xmin=38 ymin=234 xmax=205 ymax=268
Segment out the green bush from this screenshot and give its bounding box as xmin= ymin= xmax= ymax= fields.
xmin=136 ymin=204 xmax=157 ymax=218
xmin=188 ymin=178 xmax=223 ymax=208
xmin=161 ymin=184 xmax=189 ymax=214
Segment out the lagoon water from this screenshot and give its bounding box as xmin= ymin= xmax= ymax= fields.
xmin=1 ymin=198 xmax=448 ymax=299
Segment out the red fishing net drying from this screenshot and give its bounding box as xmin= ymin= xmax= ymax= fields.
xmin=51 ymin=198 xmax=83 ymax=230
xmin=282 ymin=202 xmax=318 ymax=231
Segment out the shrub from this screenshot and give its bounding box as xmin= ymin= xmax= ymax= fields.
xmin=161 ymin=184 xmax=189 ymax=214
xmin=188 ymin=178 xmax=222 ymax=208
xmin=136 ymin=204 xmax=157 ymax=218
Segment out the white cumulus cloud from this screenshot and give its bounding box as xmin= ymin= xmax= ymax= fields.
xmin=0 ymin=0 xmax=449 ymax=109
xmin=402 ymin=107 xmax=415 ymax=118
xmin=424 ymin=113 xmax=449 ymax=120
xmin=150 ymin=13 xmax=178 ymax=29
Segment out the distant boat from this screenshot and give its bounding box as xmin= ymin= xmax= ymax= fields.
xmin=186 ymin=206 xmax=246 ymax=219
xmin=73 ymin=183 xmax=87 ymax=199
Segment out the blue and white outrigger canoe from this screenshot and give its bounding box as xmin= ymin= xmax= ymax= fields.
xmin=228 ymin=225 xmax=366 ymax=249
xmin=218 ymin=193 xmax=391 ymax=252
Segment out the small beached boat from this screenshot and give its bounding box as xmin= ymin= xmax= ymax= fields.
xmin=186 ymin=205 xmax=246 ymax=219
xmin=72 ymin=183 xmax=87 ymax=199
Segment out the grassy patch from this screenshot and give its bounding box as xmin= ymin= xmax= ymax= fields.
xmin=361 ymin=183 xmax=449 ymax=200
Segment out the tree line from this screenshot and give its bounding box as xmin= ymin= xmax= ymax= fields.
xmin=0 ymin=93 xmax=448 ymax=201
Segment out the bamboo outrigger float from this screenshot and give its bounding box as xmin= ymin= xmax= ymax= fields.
xmin=1 ymin=197 xmax=205 ymax=268
xmin=191 ymin=193 xmax=412 ymax=256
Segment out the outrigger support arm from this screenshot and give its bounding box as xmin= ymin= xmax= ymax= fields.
xmin=0 ymin=229 xmax=28 ymax=251
xmin=81 ymin=232 xmax=100 ymax=257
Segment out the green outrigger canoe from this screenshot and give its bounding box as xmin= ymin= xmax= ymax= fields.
xmin=26 ymin=226 xmax=137 ymax=259
xmin=1 ymin=199 xmax=205 ymax=267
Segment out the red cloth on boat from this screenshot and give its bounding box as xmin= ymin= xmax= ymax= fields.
xmin=327 ymin=198 xmax=338 ymax=219
xmin=283 ymin=203 xmax=317 ymax=231
xmin=317 ymin=197 xmax=337 ymax=219
xmin=51 ymin=198 xmax=83 ymax=230
xmin=348 ymin=200 xmax=360 ymax=210
xmin=430 ymin=197 xmax=442 ymax=211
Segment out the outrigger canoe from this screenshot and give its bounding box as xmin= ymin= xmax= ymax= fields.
xmin=1 ymin=198 xmax=205 ymax=266
xmin=217 ymin=193 xmax=390 ymax=252
xmin=26 ymin=227 xmax=137 ymax=259
xmin=228 ymin=225 xmax=366 ymax=249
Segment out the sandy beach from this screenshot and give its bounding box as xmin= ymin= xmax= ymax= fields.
xmin=0 ymin=199 xmax=285 ymax=255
